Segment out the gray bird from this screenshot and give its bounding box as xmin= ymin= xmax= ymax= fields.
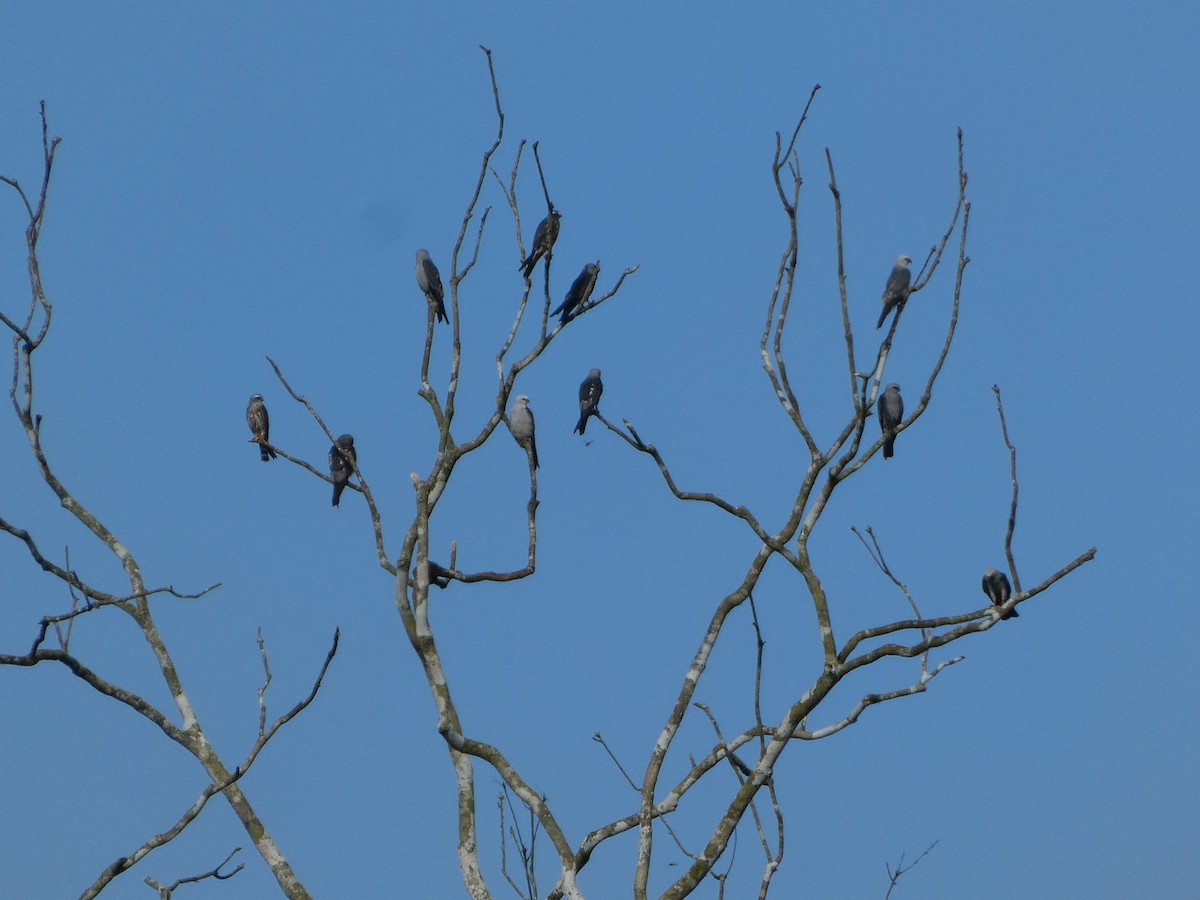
xmin=508 ymin=395 xmax=539 ymax=469
xmin=575 ymin=368 xmax=603 ymax=435
xmin=878 ymin=383 xmax=903 ymax=459
xmin=329 ymin=434 xmax=356 ymax=507
xmin=552 ymin=262 xmax=600 ymax=326
xmin=415 ymin=249 xmax=448 ymax=324
xmin=876 ymin=254 xmax=913 ymax=329
xmin=982 ymin=567 xmax=1019 ymax=619
xmin=246 ymin=394 xmax=277 ymax=462
xmin=520 ymin=209 xmax=562 ymax=278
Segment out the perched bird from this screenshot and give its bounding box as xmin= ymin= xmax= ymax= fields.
xmin=520 ymin=208 xmax=562 ymax=278
xmin=246 ymin=394 xmax=277 ymax=462
xmin=876 ymin=254 xmax=913 ymax=329
xmin=982 ymin=567 xmax=1019 ymax=619
xmin=552 ymin=262 xmax=600 ymax=325
xmin=329 ymin=434 xmax=357 ymax=507
xmin=508 ymin=395 xmax=539 ymax=469
xmin=574 ymin=368 xmax=603 ymax=435
xmin=415 ymin=249 xmax=448 ymax=324
xmin=878 ymin=383 xmax=903 ymax=459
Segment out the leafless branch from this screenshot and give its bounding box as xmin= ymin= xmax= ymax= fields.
xmin=266 ymin=355 xmax=394 ymax=575
xmin=144 ymin=848 xmax=244 ymax=899
xmin=852 ymin=526 xmax=931 ymax=672
xmin=992 ymin=384 xmax=1023 ymax=592
xmin=695 ymin=704 xmax=767 ymax=885
xmin=883 ymin=840 xmax=939 ymax=899
xmin=798 ymin=658 xmax=963 ymax=740
xmin=762 ymin=87 xmax=822 ymax=454
xmin=748 ymin=597 xmax=785 ymax=899
xmin=593 ymin=733 xmax=639 ymax=791
xmin=80 ymin=769 xmax=246 ymax=899
xmin=498 ymin=784 xmax=540 ymax=900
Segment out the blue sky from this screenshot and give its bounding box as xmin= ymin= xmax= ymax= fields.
xmin=2 ymin=3 xmax=1196 ymax=898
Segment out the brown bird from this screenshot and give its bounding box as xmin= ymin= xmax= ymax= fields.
xmin=329 ymin=434 xmax=356 ymax=507
xmin=246 ymin=394 xmax=277 ymax=462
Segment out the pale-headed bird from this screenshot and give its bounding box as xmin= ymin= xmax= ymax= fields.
xmin=415 ymin=249 xmax=448 ymax=324
xmin=878 ymin=383 xmax=903 ymax=459
xmin=508 ymin=396 xmax=539 ymax=469
xmin=876 ymin=254 xmax=913 ymax=329
xmin=552 ymin=262 xmax=600 ymax=325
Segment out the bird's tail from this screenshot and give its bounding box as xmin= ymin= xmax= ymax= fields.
xmin=883 ymin=435 xmax=895 ymax=458
xmin=332 ymin=483 xmax=344 ymax=507
xmin=877 ymin=305 xmax=891 ymax=329
xmin=260 ymin=444 xmax=278 ymax=462
xmin=436 ymin=300 xmax=448 ymax=324
xmin=574 ymin=413 xmax=588 ymax=435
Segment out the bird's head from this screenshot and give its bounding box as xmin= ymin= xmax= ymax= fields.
xmin=899 ymin=254 xmax=912 ymax=267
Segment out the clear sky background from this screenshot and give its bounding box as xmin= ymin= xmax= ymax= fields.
xmin=2 ymin=3 xmax=1196 ymax=898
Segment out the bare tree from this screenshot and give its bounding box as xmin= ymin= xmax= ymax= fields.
xmin=1 ymin=51 xmax=1094 ymax=899
xmin=1 ymin=106 xmax=334 ymax=900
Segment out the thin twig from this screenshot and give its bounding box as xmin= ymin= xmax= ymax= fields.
xmin=884 ymin=840 xmax=939 ymax=899
xmin=992 ymin=384 xmax=1021 ymax=593
xmin=144 ymin=847 xmax=244 ymax=898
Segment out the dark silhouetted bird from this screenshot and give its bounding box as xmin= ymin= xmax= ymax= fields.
xmin=415 ymin=249 xmax=448 ymax=324
xmin=508 ymin=395 xmax=539 ymax=469
xmin=876 ymin=254 xmax=913 ymax=329
xmin=329 ymin=434 xmax=356 ymax=507
xmin=246 ymin=394 xmax=277 ymax=462
xmin=982 ymin=567 xmax=1019 ymax=619
xmin=520 ymin=208 xmax=562 ymax=278
xmin=552 ymin=262 xmax=600 ymax=325
xmin=575 ymin=368 xmax=603 ymax=435
xmin=878 ymin=383 xmax=903 ymax=459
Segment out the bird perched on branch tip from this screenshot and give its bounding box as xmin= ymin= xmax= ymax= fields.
xmin=520 ymin=208 xmax=562 ymax=278
xmin=415 ymin=249 xmax=448 ymax=324
xmin=877 ymin=254 xmax=913 ymax=329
